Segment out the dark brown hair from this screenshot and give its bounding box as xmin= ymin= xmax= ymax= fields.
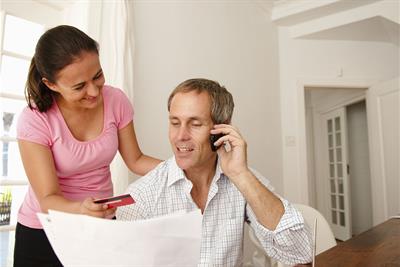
xmin=26 ymin=25 xmax=99 ymax=112
xmin=168 ymin=78 xmax=234 ymax=124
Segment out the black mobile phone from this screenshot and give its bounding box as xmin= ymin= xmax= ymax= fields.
xmin=210 ymin=133 xmax=225 ymax=152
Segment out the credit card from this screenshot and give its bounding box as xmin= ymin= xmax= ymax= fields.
xmin=94 ymin=194 xmax=135 ymax=208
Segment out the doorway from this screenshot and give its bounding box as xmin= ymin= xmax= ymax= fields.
xmin=304 ymin=87 xmax=373 ymax=240
xmin=347 ymin=101 xmax=373 ymax=236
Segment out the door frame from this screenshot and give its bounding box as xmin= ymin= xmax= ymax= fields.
xmin=308 ymin=88 xmax=366 ymax=239
xmin=295 ymin=77 xmax=385 ymax=225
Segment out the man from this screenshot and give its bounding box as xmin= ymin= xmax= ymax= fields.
xmin=117 ymin=78 xmax=312 ymax=266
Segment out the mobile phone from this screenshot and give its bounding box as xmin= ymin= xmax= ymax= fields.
xmin=94 ymin=194 xmax=135 ymax=208
xmin=210 ymin=133 xmax=225 ymax=152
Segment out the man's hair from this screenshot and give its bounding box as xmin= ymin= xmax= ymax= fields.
xmin=167 ymin=78 xmax=234 ymax=124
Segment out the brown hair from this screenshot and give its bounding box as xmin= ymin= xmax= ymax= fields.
xmin=26 ymin=25 xmax=99 ymax=112
xmin=168 ymin=78 xmax=234 ymax=124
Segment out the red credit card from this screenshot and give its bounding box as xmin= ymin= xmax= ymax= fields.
xmin=94 ymin=194 xmax=135 ymax=208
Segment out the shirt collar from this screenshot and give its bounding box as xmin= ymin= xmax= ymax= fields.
xmin=214 ymin=159 xmax=224 ymax=183
xmin=167 ymin=156 xmax=225 ymax=187
xmin=167 ymin=156 xmax=186 ymax=187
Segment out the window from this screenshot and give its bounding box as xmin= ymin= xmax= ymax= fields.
xmin=0 ymin=4 xmax=69 ymax=266
xmin=0 ymin=14 xmax=45 ymax=230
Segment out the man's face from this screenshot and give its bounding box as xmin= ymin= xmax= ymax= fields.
xmin=168 ymin=91 xmax=216 ymax=172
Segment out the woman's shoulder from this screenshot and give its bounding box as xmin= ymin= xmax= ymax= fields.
xmin=103 ymin=85 xmax=133 ymax=119
xmin=19 ymin=104 xmax=55 ymax=122
xmin=17 ymin=105 xmax=57 ymax=144
xmin=102 ymin=85 xmax=127 ymax=99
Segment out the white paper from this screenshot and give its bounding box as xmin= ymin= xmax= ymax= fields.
xmin=37 ymin=209 xmax=202 ymax=267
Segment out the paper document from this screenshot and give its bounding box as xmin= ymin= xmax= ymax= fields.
xmin=37 ymin=209 xmax=202 ymax=267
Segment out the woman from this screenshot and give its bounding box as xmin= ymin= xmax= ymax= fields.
xmin=14 ymin=25 xmax=161 ymax=266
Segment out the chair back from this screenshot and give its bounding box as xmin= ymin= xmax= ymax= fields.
xmin=248 ymin=203 xmax=337 ymax=267
xmin=293 ymin=203 xmax=336 ymax=255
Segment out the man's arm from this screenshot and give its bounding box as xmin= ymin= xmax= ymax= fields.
xmin=211 ymin=124 xmax=312 ymax=265
xmin=211 ymin=124 xmax=283 ymax=229
xmin=245 ymin=174 xmax=313 ymax=265
xmin=231 ymin=170 xmax=284 ymax=229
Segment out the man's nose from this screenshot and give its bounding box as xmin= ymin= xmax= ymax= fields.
xmin=177 ymin=126 xmax=190 ymax=140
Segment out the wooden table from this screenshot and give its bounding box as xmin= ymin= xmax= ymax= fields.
xmin=315 ymin=218 xmax=400 ymax=267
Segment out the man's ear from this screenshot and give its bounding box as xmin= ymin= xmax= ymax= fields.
xmin=41 ymin=78 xmax=58 ymax=92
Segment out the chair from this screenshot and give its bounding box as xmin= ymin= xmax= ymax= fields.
xmin=248 ymin=226 xmax=273 ymax=267
xmin=249 ymin=203 xmax=336 ymax=267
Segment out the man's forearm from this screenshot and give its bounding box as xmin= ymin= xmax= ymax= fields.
xmin=230 ymin=170 xmax=284 ymax=230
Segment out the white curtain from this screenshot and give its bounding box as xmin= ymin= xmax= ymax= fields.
xmin=87 ymin=0 xmax=136 ymax=195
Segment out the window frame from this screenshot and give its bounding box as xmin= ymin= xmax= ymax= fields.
xmin=0 ymin=2 xmax=64 ymax=232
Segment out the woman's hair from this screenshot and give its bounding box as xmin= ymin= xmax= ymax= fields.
xmin=167 ymin=78 xmax=234 ymax=124
xmin=26 ymin=25 xmax=99 ymax=112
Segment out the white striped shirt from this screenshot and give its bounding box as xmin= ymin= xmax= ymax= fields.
xmin=117 ymin=157 xmax=312 ymax=266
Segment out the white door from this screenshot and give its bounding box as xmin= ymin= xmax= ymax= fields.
xmin=322 ymin=108 xmax=352 ymax=241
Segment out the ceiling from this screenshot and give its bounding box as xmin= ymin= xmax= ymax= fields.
xmin=301 ymin=16 xmax=399 ymax=46
xmin=34 ymin=0 xmax=75 ymax=10
xmin=34 ymin=0 xmax=399 ymax=46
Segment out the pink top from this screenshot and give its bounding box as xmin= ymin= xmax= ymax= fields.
xmin=16 ymin=85 xmax=133 ymax=228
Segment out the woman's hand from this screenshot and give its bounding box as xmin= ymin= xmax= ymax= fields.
xmin=79 ymin=197 xmax=116 ymax=218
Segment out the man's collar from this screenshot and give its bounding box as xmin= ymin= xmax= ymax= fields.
xmin=214 ymin=160 xmax=223 ymax=183
xmin=167 ymin=157 xmax=187 ymax=187
xmin=167 ymin=156 xmax=224 ymax=187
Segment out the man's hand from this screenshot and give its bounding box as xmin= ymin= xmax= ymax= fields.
xmin=211 ymin=124 xmax=284 ymax=230
xmin=210 ymin=124 xmax=250 ymax=182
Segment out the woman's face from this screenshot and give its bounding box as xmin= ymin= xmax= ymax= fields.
xmin=43 ymin=51 xmax=105 ymax=110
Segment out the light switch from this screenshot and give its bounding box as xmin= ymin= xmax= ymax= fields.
xmin=285 ymin=136 xmax=296 ymax=147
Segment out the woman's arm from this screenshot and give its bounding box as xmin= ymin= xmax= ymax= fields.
xmin=18 ymin=140 xmax=114 ymax=217
xmin=118 ymin=122 xmax=161 ymax=176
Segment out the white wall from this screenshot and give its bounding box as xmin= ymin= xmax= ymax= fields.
xmin=0 ymin=0 xmax=63 ymax=28
xmin=131 ymin=1 xmax=282 ymax=190
xmin=366 ymin=77 xmax=399 ymax=224
xmin=279 ymin=31 xmax=399 ymax=205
